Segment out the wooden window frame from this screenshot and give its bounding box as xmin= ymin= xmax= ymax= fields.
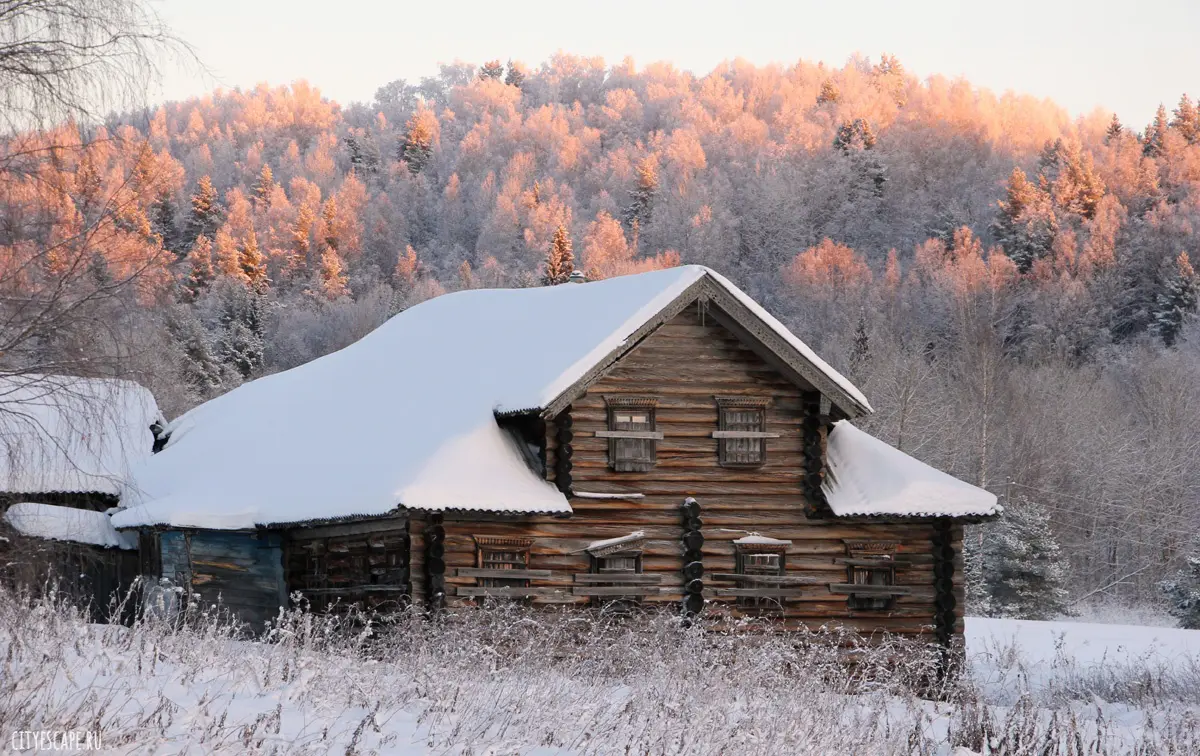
xmin=714 ymin=397 xmax=775 ymax=468
xmin=474 ymin=536 xmax=534 ymax=589
xmin=844 ymin=540 xmax=898 ymax=611
xmin=734 ymin=542 xmax=787 ymax=610
xmin=603 ymin=396 xmax=661 ymax=472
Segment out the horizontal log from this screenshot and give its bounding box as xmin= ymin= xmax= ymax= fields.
xmin=710 ymin=431 xmax=781 ymax=439
xmin=455 ymin=587 xmax=567 ymax=598
xmin=593 ymin=430 xmax=665 ymax=440
xmin=709 ymin=573 xmax=827 ymax=585
xmin=298 ymin=586 xmax=408 ymax=595
xmin=454 ymin=568 xmax=552 ymax=579
xmin=828 ymin=584 xmax=914 ymax=596
xmin=834 ymin=558 xmax=912 ymax=567
xmin=713 ymin=588 xmax=822 ymax=599
xmin=572 ymin=573 xmax=664 ymax=584
xmin=571 ymin=586 xmax=668 ymax=596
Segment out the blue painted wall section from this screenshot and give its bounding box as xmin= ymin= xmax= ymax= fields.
xmin=158 ymin=530 xmax=286 ymax=629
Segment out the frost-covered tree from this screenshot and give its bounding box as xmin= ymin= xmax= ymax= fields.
xmin=253 ymin=164 xmax=275 ymax=209
xmin=182 ymin=235 xmax=214 ymax=302
xmin=623 ymin=156 xmax=658 ymax=232
xmin=479 ymin=60 xmax=504 ymax=81
xmin=816 ymin=80 xmax=840 ymax=105
xmin=980 ymin=497 xmax=1070 ymax=620
xmin=311 ymin=246 xmax=348 ymax=300
xmin=1159 ymin=550 xmax=1200 ymax=629
xmin=542 ymin=224 xmax=574 ymax=285
xmin=1152 ymin=252 xmax=1198 ymax=347
xmin=1171 ymin=94 xmax=1199 ymax=144
xmin=504 ymin=60 xmax=526 ymax=88
xmin=1143 ymin=105 xmax=1171 ymax=158
xmin=401 ymin=105 xmax=438 ymax=174
xmin=238 ymin=229 xmax=269 ymax=294
xmin=186 ymin=175 xmax=223 ymax=247
xmin=1104 ymin=114 xmax=1124 ymax=144
xmin=992 ymin=167 xmax=1057 ymax=272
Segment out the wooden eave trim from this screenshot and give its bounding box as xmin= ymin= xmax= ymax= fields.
xmin=539 ymin=273 xmax=870 ymax=420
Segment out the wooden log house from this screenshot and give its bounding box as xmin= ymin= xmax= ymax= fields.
xmin=113 ymin=266 xmax=997 ymax=642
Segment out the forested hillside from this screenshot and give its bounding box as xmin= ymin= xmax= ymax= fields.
xmin=5 ymin=54 xmax=1200 ymax=614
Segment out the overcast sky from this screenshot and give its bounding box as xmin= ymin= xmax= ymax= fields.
xmin=158 ymin=0 xmax=1197 ymax=127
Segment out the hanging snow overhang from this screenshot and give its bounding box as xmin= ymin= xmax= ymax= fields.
xmin=585 ymin=531 xmax=647 ymax=557
xmin=822 ymin=421 xmax=1001 ymax=520
xmin=528 ymin=271 xmax=871 ymax=421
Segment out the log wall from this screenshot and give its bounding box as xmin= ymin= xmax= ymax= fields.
xmin=437 ymin=304 xmax=956 ymax=638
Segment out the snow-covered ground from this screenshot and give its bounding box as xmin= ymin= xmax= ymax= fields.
xmin=1 ymin=595 xmax=1197 ymax=754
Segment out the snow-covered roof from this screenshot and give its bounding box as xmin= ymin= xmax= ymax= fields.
xmin=4 ymin=502 xmax=136 ymax=549
xmin=113 ymin=266 xmax=868 ymax=530
xmin=822 ymin=421 xmax=1000 ymax=518
xmin=0 ymin=374 xmax=162 ymax=495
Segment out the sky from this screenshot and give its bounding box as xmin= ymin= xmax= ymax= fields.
xmin=157 ymin=0 xmax=1198 ymax=127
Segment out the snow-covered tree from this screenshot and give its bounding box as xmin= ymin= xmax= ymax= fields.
xmin=623 ymin=156 xmax=658 ymax=232
xmin=401 ymin=105 xmax=438 ymax=174
xmin=186 ymin=175 xmax=223 ymax=247
xmin=311 ymin=246 xmax=348 ymax=300
xmin=1152 ymin=252 xmax=1198 ymax=347
xmin=1171 ymin=94 xmax=1199 ymax=144
xmin=182 ymin=235 xmax=215 ymax=302
xmin=479 ymin=60 xmax=504 ymax=81
xmin=1159 ymin=549 xmax=1200 ymax=629
xmin=992 ymin=167 xmax=1057 ymax=272
xmin=238 ymin=229 xmax=269 ymax=294
xmin=542 ymin=224 xmax=574 ymax=285
xmin=979 ymin=497 xmax=1069 ymax=620
xmin=1143 ymin=105 xmax=1171 ymax=157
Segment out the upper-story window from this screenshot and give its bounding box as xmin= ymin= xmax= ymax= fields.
xmin=600 ymin=397 xmax=661 ymax=472
xmin=714 ymin=397 xmax=775 ymax=467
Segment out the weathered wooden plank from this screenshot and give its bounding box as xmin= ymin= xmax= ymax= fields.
xmin=455 ymin=587 xmax=567 ymax=598
xmin=709 ymin=573 xmax=827 ymax=585
xmin=571 ymin=586 xmax=669 ymax=596
xmin=712 ymin=588 xmax=825 ymax=599
xmin=593 ymin=430 xmax=665 ymax=440
xmin=572 ymin=573 xmax=664 ymax=584
xmin=454 ymin=568 xmax=552 ymax=579
xmin=828 ymin=584 xmax=915 ymax=596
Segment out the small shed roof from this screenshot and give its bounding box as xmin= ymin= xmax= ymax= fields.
xmin=4 ymin=502 xmax=136 ymax=549
xmin=0 ymin=374 xmax=162 ymax=496
xmin=822 ymin=421 xmax=1000 ymax=518
xmin=114 ymin=266 xmax=869 ymax=530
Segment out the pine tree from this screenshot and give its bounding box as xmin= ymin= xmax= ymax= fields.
xmin=542 ymin=224 xmax=575 ymax=285
xmin=186 ymin=175 xmax=224 ymax=246
xmin=816 ymin=80 xmax=840 ymax=105
xmin=1171 ymin=94 xmax=1199 ymax=144
xmin=980 ymin=497 xmax=1070 ymax=620
xmin=311 ymin=245 xmax=349 ymax=300
xmin=253 ymin=164 xmax=275 ymax=209
xmin=992 ymin=167 xmax=1057 ymax=272
xmin=1152 ymin=252 xmax=1199 ymax=347
xmin=182 ymin=235 xmax=215 ymax=302
xmin=1104 ymin=114 xmax=1124 ymax=144
xmin=401 ymin=106 xmax=437 ymax=174
xmin=504 ymin=60 xmax=526 ymax=88
xmin=479 ymin=60 xmax=504 ymax=81
xmin=238 ymin=229 xmax=269 ymax=294
xmin=1159 ymin=549 xmax=1200 ymax=629
xmin=623 ymin=156 xmax=658 ymax=230
xmin=1143 ymin=104 xmax=1171 ymax=157
xmin=150 ymin=190 xmax=179 ymax=256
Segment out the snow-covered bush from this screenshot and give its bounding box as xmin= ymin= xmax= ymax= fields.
xmin=0 ymin=587 xmax=1197 ymax=754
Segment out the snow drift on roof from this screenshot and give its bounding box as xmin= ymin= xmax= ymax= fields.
xmin=113 ymin=266 xmax=868 ymax=530
xmin=0 ymin=375 xmax=161 ymax=495
xmin=732 ymin=534 xmax=793 ymax=546
xmin=822 ymin=421 xmax=999 ymax=518
xmin=5 ymin=502 xmax=136 ymax=549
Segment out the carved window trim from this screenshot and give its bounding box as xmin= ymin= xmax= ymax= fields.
xmin=734 ymin=541 xmax=787 ymax=610
xmin=714 ymin=397 xmax=775 ymax=467
xmin=604 ymin=396 xmax=659 ymax=472
xmin=474 ymin=536 xmax=533 ymax=589
xmin=844 ymin=540 xmax=898 ymax=611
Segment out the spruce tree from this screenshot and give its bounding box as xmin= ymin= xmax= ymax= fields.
xmin=623 ymin=156 xmax=658 ymax=230
xmin=186 ymin=175 xmax=223 ymax=246
xmin=980 ymin=497 xmax=1070 ymax=620
xmin=182 ymin=235 xmax=215 ymax=302
xmin=238 ymin=229 xmax=269 ymax=294
xmin=542 ymin=224 xmax=575 ymax=285
xmin=1159 ymin=549 xmax=1200 ymax=629
xmin=1152 ymin=252 xmax=1199 ymax=347
xmin=1143 ymin=105 xmax=1170 ymax=157
xmin=1104 ymin=114 xmax=1124 ymax=144
xmin=1172 ymin=94 xmax=1199 ymax=144
xmin=151 ymin=190 xmax=180 ymax=256
xmin=401 ymin=107 xmax=436 ymax=174
xmin=253 ymin=164 xmax=275 ymax=209
xmin=504 ymin=60 xmax=526 ymax=88
xmin=847 ymin=312 xmax=870 ymax=380
xmin=215 ymin=279 xmax=265 ymax=380
xmin=816 ymin=80 xmax=840 ymax=105
xmin=992 ymin=167 xmax=1057 ymax=272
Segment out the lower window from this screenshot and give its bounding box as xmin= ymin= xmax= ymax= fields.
xmin=735 ymin=544 xmax=786 ymax=609
xmin=475 ymin=536 xmax=532 ymax=589
xmin=845 ymin=540 xmax=898 ymax=611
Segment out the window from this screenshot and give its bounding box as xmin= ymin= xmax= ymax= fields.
xmin=845 ymin=541 xmax=898 ymax=611
xmin=475 ymin=536 xmax=532 ymax=588
xmin=735 ymin=543 xmax=786 ymax=609
xmin=306 ymin=554 xmax=328 ymax=590
xmin=714 ymin=397 xmax=774 ymax=467
xmin=585 ymin=532 xmax=648 ymax=607
xmin=601 ymin=397 xmax=661 ymax=472
xmin=596 ymin=554 xmax=639 ymax=573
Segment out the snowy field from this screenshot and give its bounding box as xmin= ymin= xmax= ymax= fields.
xmin=1 ymin=593 xmax=1198 ymax=755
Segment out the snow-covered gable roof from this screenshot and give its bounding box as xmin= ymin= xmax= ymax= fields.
xmin=4 ymin=502 xmax=136 ymax=549
xmin=113 ymin=266 xmax=869 ymax=530
xmin=822 ymin=421 xmax=1000 ymax=518
xmin=0 ymin=375 xmax=162 ymax=496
